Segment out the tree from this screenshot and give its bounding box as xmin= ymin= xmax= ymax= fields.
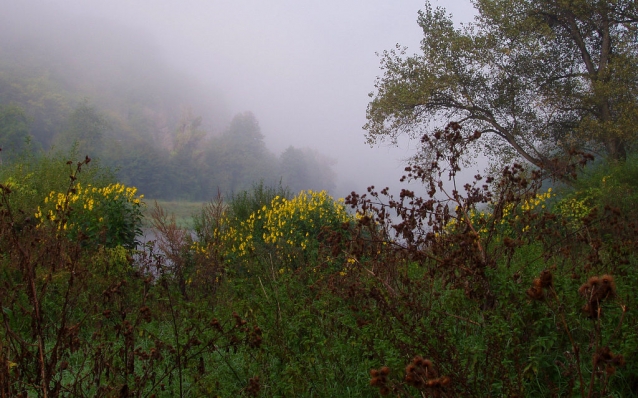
xmin=168 ymin=109 xmax=207 ymax=199
xmin=279 ymin=146 xmax=309 ymax=194
xmin=205 ymin=112 xmax=278 ymax=196
xmin=0 ymin=72 xmax=71 ymax=149
xmin=365 ymin=0 xmax=638 ymax=173
xmin=0 ymin=104 xmax=33 ymax=162
xmin=55 ymin=100 xmax=110 ymax=156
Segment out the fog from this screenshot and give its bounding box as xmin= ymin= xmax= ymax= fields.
xmin=2 ymin=0 xmax=477 ymax=198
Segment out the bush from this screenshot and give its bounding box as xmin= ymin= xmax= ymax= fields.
xmin=1 ymin=151 xmax=144 ymax=250
xmin=36 ymin=181 xmax=144 ymax=249
xmin=554 ymin=154 xmax=638 ymax=232
xmin=0 ymin=149 xmax=112 ymax=220
xmin=193 ymin=186 xmax=354 ymax=272
xmin=341 ymin=126 xmax=638 ymax=396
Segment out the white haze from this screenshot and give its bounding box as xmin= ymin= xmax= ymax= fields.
xmin=5 ymin=0 xmax=477 ymax=198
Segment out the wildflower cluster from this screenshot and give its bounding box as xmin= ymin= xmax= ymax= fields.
xmin=220 ymin=190 xmax=353 ymax=264
xmin=261 ymin=190 xmax=350 ymax=253
xmin=35 ymin=182 xmax=144 ymax=248
xmin=501 ymin=188 xmax=554 ymax=232
xmin=222 ymin=215 xmax=256 ymax=259
xmin=444 ymin=188 xmax=554 ymax=237
xmin=554 ymin=187 xmax=598 ymax=231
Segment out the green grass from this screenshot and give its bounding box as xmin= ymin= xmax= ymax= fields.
xmin=142 ymin=199 xmax=204 ymax=228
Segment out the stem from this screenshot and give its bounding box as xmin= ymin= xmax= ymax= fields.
xmin=549 ymin=287 xmax=586 ymax=398
xmin=439 ymin=185 xmax=487 ymax=264
xmin=165 ymin=284 xmax=183 ymax=397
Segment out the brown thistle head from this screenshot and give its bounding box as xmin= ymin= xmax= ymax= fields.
xmin=592 ymin=346 xmax=625 ymax=377
xmin=370 ymin=366 xmax=391 ymax=395
xmin=579 ymin=276 xmax=601 ymax=297
xmin=579 ymin=274 xmax=616 ymax=318
xmin=539 ymin=270 xmax=553 ymax=288
xmin=526 ymin=270 xmax=553 ymax=301
xmin=404 ymin=356 xmax=449 ymax=392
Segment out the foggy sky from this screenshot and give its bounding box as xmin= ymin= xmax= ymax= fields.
xmin=6 ymin=0 xmax=477 ymax=198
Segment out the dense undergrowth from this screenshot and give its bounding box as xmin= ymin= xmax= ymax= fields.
xmin=1 ymin=128 xmax=638 ymax=397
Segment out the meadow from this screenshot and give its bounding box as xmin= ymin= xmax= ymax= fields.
xmin=1 ymin=139 xmax=637 ymax=397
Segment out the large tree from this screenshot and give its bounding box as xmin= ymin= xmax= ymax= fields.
xmin=205 ymin=112 xmax=278 ymax=195
xmin=365 ymin=0 xmax=638 ymax=172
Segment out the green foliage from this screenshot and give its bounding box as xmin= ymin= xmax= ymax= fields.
xmin=0 ymin=103 xmax=36 ymax=161
xmin=55 ymin=100 xmax=110 ymax=157
xmin=365 ymin=0 xmax=638 ymax=173
xmin=226 ymin=180 xmax=292 ymax=223
xmin=557 ymin=154 xmax=638 ymax=219
xmin=344 ymin=127 xmax=638 ymax=396
xmin=36 ymin=182 xmax=144 ymax=249
xmin=0 ymin=149 xmax=112 ymax=220
xmin=0 ymin=70 xmax=72 ymax=149
xmin=3 ymin=140 xmax=638 ymax=396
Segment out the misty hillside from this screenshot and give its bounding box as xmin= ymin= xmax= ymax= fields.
xmin=0 ymin=5 xmax=336 ymax=200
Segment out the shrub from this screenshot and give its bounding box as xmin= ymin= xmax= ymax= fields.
xmin=554 ymin=154 xmax=638 ymax=233
xmin=340 ymin=125 xmax=638 ymax=396
xmin=210 ymin=189 xmax=353 ymax=269
xmin=0 ymin=148 xmax=112 ymax=220
xmin=35 ymin=181 xmax=144 ymax=249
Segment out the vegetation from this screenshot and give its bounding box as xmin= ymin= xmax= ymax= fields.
xmin=1 ymin=1 xmax=637 ymax=396
xmin=365 ymin=0 xmax=638 ymax=172
xmin=143 ymin=200 xmax=204 ymax=228
xmin=0 ymin=16 xmax=337 ymax=200
xmin=1 ymin=134 xmax=637 ymax=396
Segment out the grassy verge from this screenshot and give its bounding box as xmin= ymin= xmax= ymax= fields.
xmin=142 ymin=199 xmax=204 ymax=228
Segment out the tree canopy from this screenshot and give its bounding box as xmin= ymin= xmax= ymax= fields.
xmin=55 ymin=100 xmax=110 ymax=156
xmin=365 ymin=0 xmax=638 ymax=172
xmin=0 ymin=104 xmax=33 ymax=162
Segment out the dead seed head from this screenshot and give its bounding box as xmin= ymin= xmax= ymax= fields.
xmin=526 ymin=286 xmax=544 ymax=301
xmin=579 ymin=274 xmax=617 ymax=318
xmin=539 ymin=270 xmax=553 ymax=288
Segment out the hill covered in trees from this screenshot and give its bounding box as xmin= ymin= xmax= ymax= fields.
xmin=0 ymin=7 xmax=336 ymax=199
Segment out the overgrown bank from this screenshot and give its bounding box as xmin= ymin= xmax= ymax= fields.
xmin=1 ymin=145 xmax=638 ymax=396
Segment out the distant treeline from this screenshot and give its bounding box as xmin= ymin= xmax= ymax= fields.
xmin=0 ymin=99 xmax=336 ymax=200
xmin=0 ymin=13 xmax=336 ymax=200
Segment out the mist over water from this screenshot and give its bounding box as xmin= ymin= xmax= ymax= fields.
xmin=1 ymin=0 xmax=478 ymax=199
